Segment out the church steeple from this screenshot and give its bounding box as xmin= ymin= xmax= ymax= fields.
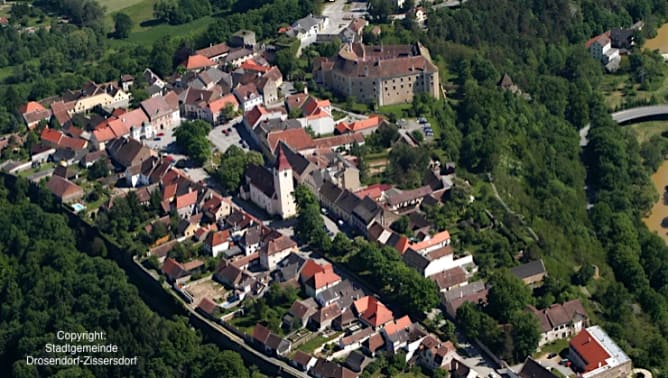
xmin=276 ymin=144 xmax=291 ymax=171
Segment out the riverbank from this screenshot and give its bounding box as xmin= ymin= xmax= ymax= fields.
xmin=643 ymin=159 xmax=668 ymax=244
xmin=645 ymin=22 xmax=668 ymax=53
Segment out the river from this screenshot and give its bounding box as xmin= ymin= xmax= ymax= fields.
xmin=645 ymin=22 xmax=668 ymax=53
xmin=644 ymin=159 xmax=668 ymax=244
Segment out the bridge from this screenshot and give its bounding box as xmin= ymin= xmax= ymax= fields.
xmin=579 ymin=104 xmax=668 ymax=146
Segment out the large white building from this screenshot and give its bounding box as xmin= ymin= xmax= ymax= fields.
xmin=240 ymin=146 xmax=297 ymax=219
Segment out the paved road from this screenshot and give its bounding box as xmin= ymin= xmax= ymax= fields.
xmin=432 ymin=0 xmax=468 ymax=8
xmin=580 ymin=104 xmax=668 ymax=146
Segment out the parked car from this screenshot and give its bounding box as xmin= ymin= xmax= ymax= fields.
xmin=153 ymin=137 xmax=161 ymax=141
xmin=418 ymin=117 xmax=427 ymax=123
xmin=321 ymin=208 xmax=328 ymax=214
xmin=157 ymin=132 xmax=165 ymax=137
xmin=547 ymin=353 xmax=557 ymax=359
xmin=337 ymin=219 xmax=344 ymax=226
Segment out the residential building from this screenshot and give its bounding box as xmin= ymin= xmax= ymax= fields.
xmin=252 ymin=323 xmax=291 ymax=356
xmin=585 ymin=32 xmax=621 ymax=72
xmin=353 ymin=296 xmax=394 ymax=329
xmin=417 ymin=334 xmax=456 ymax=370
xmin=61 ymin=81 xmax=131 ymax=114
xmin=314 ymin=42 xmax=440 ymax=107
xmin=309 ymin=302 xmax=342 ymax=331
xmin=569 ymin=326 xmax=632 ymax=378
xmin=20 ymin=101 xmax=52 ymax=130
xmin=234 ymin=83 xmax=264 ymax=112
xmin=310 ymin=358 xmax=357 ymax=378
xmin=335 ymin=116 xmax=384 ymax=135
xmin=140 ymin=92 xmax=181 ymax=131
xmin=47 ymin=175 xmax=84 ymax=203
xmin=205 ymin=230 xmax=232 ymax=257
xmin=230 ymin=30 xmax=257 ymax=48
xmin=259 ymin=234 xmax=297 ymax=270
xmin=283 ymin=298 xmax=319 ymax=329
xmin=443 ymin=281 xmax=488 ymax=318
xmin=518 ymin=357 xmax=559 ymax=378
xmin=301 ymin=96 xmax=335 ymax=135
xmin=529 ymin=299 xmax=588 ymax=347
xmin=202 ymin=94 xmax=239 ymax=125
xmin=287 ymin=15 xmax=330 ymax=53
xmin=183 ymin=54 xmax=216 ymax=72
xmin=511 ymin=259 xmax=547 ymax=288
xmin=239 ymin=145 xmax=297 ymax=219
xmin=196 ymin=42 xmax=230 ymax=62
xmin=224 ymin=48 xmax=256 ymax=68
xmin=106 ymin=137 xmax=155 ymax=169
xmin=300 ymin=259 xmax=342 ymax=298
xmin=292 ymin=351 xmax=317 ymax=372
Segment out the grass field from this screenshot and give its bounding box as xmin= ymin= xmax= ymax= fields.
xmin=628 ymin=120 xmax=668 ymax=143
xmin=103 ymin=0 xmax=216 ymax=46
xmin=601 ymin=64 xmax=668 ymax=111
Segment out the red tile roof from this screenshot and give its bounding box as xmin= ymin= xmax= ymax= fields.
xmin=354 ymin=296 xmax=394 ymax=327
xmin=20 ymin=101 xmax=46 ymax=114
xmin=384 ymin=315 xmax=412 ymax=336
xmin=410 ymin=230 xmax=450 ymax=252
xmin=354 ymin=183 xmax=391 ymax=201
xmin=253 ymin=323 xmax=271 ymax=343
xmin=162 ymin=258 xmax=186 ymax=280
xmin=240 ymin=59 xmax=272 ymax=73
xmin=93 ymin=126 xmax=116 ymax=143
xmin=244 ymin=105 xmax=268 ymax=127
xmin=310 ymin=270 xmax=342 ymax=290
xmin=300 ymin=259 xmax=333 ymax=282
xmin=285 ymin=93 xmax=309 ymax=112
xmin=267 ymin=128 xmax=315 ymax=153
xmin=175 ymin=190 xmax=198 ymax=209
xmin=585 ymin=31 xmax=611 ymax=49
xmin=208 ymin=94 xmax=239 ymax=114
xmin=302 ymin=97 xmax=331 ymax=116
xmin=208 ymin=230 xmax=231 ymax=247
xmin=196 ymin=42 xmax=230 ymax=59
xmin=569 ymin=329 xmax=610 ymax=372
xmin=197 ymin=297 xmax=218 ymax=315
xmin=41 ymin=128 xmax=63 ymax=145
xmin=47 ymin=175 xmax=84 ymax=200
xmin=185 ymin=54 xmax=216 ymax=70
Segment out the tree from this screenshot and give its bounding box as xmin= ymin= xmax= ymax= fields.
xmin=174 ymin=120 xmax=211 ymax=166
xmin=509 ymin=311 xmax=540 ymax=362
xmin=113 ymin=12 xmax=133 ymax=39
xmin=486 ymin=271 xmax=532 ymax=323
xmin=215 ymin=146 xmax=263 ymax=194
xmin=87 ymin=159 xmax=110 ymax=180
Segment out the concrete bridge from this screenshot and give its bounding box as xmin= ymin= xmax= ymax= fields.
xmin=580 ymin=104 xmax=668 ymax=146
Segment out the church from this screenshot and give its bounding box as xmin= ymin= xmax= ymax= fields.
xmin=239 ymin=145 xmax=297 ymax=219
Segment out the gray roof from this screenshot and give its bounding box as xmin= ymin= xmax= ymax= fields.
xmin=402 ymin=249 xmax=430 ymax=272
xmin=273 ymin=252 xmax=306 ymax=282
xmin=335 ymin=190 xmax=361 ymax=215
xmin=352 ymin=196 xmax=381 ymax=225
xmin=518 ymin=357 xmax=558 ymax=378
xmin=317 ymin=280 xmax=364 ymax=309
xmin=280 ymin=141 xmax=312 ymax=175
xmin=443 ymin=280 xmax=486 ymax=303
xmin=510 ymin=259 xmax=546 ymax=280
xmin=319 ymin=181 xmax=344 ymax=204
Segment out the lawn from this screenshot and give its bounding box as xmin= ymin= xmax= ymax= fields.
xmin=108 ymin=16 xmax=216 ymax=47
xmin=628 ymin=120 xmax=668 ymax=143
xmin=534 ymin=338 xmax=569 ymax=359
xmin=297 ymin=332 xmax=341 ymax=354
xmin=378 ymin=103 xmax=412 ymax=120
xmin=99 ymin=0 xmax=148 ymax=14
xmin=601 ymin=64 xmax=668 ymax=111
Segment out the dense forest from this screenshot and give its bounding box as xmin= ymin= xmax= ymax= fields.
xmin=0 ymin=176 xmax=253 ymax=377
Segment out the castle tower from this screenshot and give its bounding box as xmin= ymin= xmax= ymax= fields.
xmin=274 ymin=145 xmax=297 ymax=219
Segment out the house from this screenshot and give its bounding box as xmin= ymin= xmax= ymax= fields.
xmin=417 ymin=334 xmax=456 ymax=370
xmin=205 ymin=230 xmax=232 ymax=257
xmin=403 ymin=245 xmax=475 ymax=278
xmin=259 ymin=234 xmax=298 ymax=271
xmin=40 ymin=128 xmax=88 ymax=151
xmin=518 ymin=357 xmax=559 ymax=378
xmin=511 ymin=259 xmax=547 ymax=288
xmin=106 ymin=137 xmax=155 ymax=169
xmin=186 ymin=67 xmax=232 ymax=92
xmin=19 ymin=101 xmax=52 ymax=130
xmin=363 ymin=332 xmax=386 ymax=357
xmin=300 ymin=259 xmax=342 ymax=298
xmin=283 ymin=298 xmax=319 ymax=329
xmin=230 ymin=30 xmax=257 ymax=48
xmin=31 ymin=144 xmax=56 ymax=164
xmin=301 ymin=96 xmax=335 ymax=135
xmin=310 ymin=358 xmax=357 ymax=378
xmin=292 ymin=350 xmax=317 ymax=372
xmin=257 ymin=67 xmax=283 ymax=106
xmin=196 ymin=297 xmax=221 ymax=320
xmin=314 ymin=42 xmax=439 ymax=107
xmin=214 ymin=262 xmax=254 ymax=293
xmin=183 ymin=54 xmax=216 ymax=72
xmin=585 ymin=32 xmax=621 ymax=72
xmin=610 ymin=27 xmax=635 ymax=50
xmin=272 ymin=252 xmax=306 ymax=283
xmin=351 ymin=196 xmax=386 ymax=234
xmin=381 ymin=315 xmax=421 ymax=354
xmin=203 ymin=94 xmax=239 ymax=125
xmin=529 ymin=299 xmax=588 ymax=347
xmin=313 ymin=133 xmax=365 ymax=151
xmin=384 ymin=185 xmax=432 ymax=212
xmin=120 ymin=74 xmax=134 ymax=92
xmin=344 ymin=350 xmax=366 ymax=373
xmin=451 ymin=359 xmax=479 ymax=378
xmin=430 ymin=266 xmax=469 ymax=292
xmin=47 ymin=175 xmax=84 ymax=203
xmin=234 ymin=83 xmax=264 ymax=112
xmin=200 ymin=191 xmax=232 ymax=222
xmin=174 ymin=189 xmax=199 ymax=219
xmin=53 ymin=165 xmax=79 ymax=180
xmin=353 ymin=296 xmax=394 ymax=329
xmin=252 ymin=323 xmax=291 ymax=356
xmin=148 ymin=239 xmax=178 ymax=263
xmin=266 ymin=128 xmax=316 ymax=157
xmin=196 ymin=42 xmax=230 ymax=62
xmin=239 ymin=146 xmax=297 ymax=219
xmin=335 ymin=116 xmax=384 ymax=135
xmin=316 ymin=279 xmax=364 ymax=309
xmin=224 ymin=48 xmax=256 ymax=68
xmin=287 ymin=15 xmax=329 ymax=53
xmin=161 ymin=258 xmax=203 ymax=283
xmin=443 ymin=280 xmax=488 ymax=319
xmin=568 ymin=326 xmax=632 ymax=378
xmin=338 ymin=327 xmax=374 ymax=351
xmin=340 ymin=18 xmax=367 ymax=43
xmin=140 ymin=92 xmax=181 ymax=131
xmin=60 ymin=81 xmax=131 ymax=114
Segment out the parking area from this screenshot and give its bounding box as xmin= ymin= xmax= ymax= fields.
xmin=208 ymin=116 xmax=246 ymax=154
xmin=143 ymin=124 xmax=178 ymax=151
xmin=534 ymin=354 xmax=575 ymax=377
xmin=321 ymin=0 xmax=368 ymax=35
xmin=398 ymin=117 xmax=435 ymax=140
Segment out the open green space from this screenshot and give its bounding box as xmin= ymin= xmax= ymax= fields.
xmin=628 ymin=120 xmax=668 ymax=143
xmin=601 ymin=64 xmax=668 ymax=111
xmin=100 ymin=0 xmax=148 ymax=14
xmin=297 ymin=334 xmax=330 ymax=354
xmin=108 ymin=16 xmax=215 ymax=47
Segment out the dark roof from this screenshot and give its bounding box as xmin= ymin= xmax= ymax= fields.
xmin=352 ymin=196 xmax=381 ymax=225
xmin=518 ymin=357 xmax=558 ymax=378
xmin=498 ymin=73 xmax=514 ymax=88
xmin=511 ymin=259 xmax=547 ymax=280
xmin=335 ymin=190 xmax=361 ymax=215
xmin=273 ymin=252 xmax=306 ymax=282
xmin=245 ymin=164 xmax=275 ymax=198
xmin=293 ymin=350 xmax=314 ymax=368
xmin=402 ymin=249 xmax=430 ymax=272
xmin=280 ymin=141 xmax=312 ymax=175
xmin=345 ymin=350 xmax=366 ymax=372
xmin=319 ymin=181 xmax=344 ymax=204
xmin=311 ymin=358 xmax=357 ymax=378
xmin=107 ymin=137 xmax=153 ymax=168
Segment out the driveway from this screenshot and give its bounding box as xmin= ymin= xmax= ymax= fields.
xmin=534 ymin=355 xmax=575 ymax=377
xmin=321 ymin=0 xmax=367 ymax=35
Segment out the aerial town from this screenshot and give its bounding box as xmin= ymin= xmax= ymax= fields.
xmin=0 ymin=0 xmax=666 ymax=377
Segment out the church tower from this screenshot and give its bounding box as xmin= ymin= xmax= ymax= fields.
xmin=274 ymin=145 xmax=296 ymax=219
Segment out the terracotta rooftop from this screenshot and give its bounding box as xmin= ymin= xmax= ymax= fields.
xmin=410 ymin=230 xmax=450 ymax=252
xmin=196 ymin=42 xmax=230 ymax=59
xmin=185 ymin=54 xmax=216 ymax=70
xmin=569 ymin=329 xmax=610 ymax=372
xmin=354 ymin=296 xmax=393 ymax=327
xmin=267 ymin=128 xmax=315 ymax=153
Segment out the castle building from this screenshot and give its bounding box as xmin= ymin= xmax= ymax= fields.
xmin=240 ymin=145 xmax=297 ymax=219
xmin=313 ymin=42 xmax=440 ymax=106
